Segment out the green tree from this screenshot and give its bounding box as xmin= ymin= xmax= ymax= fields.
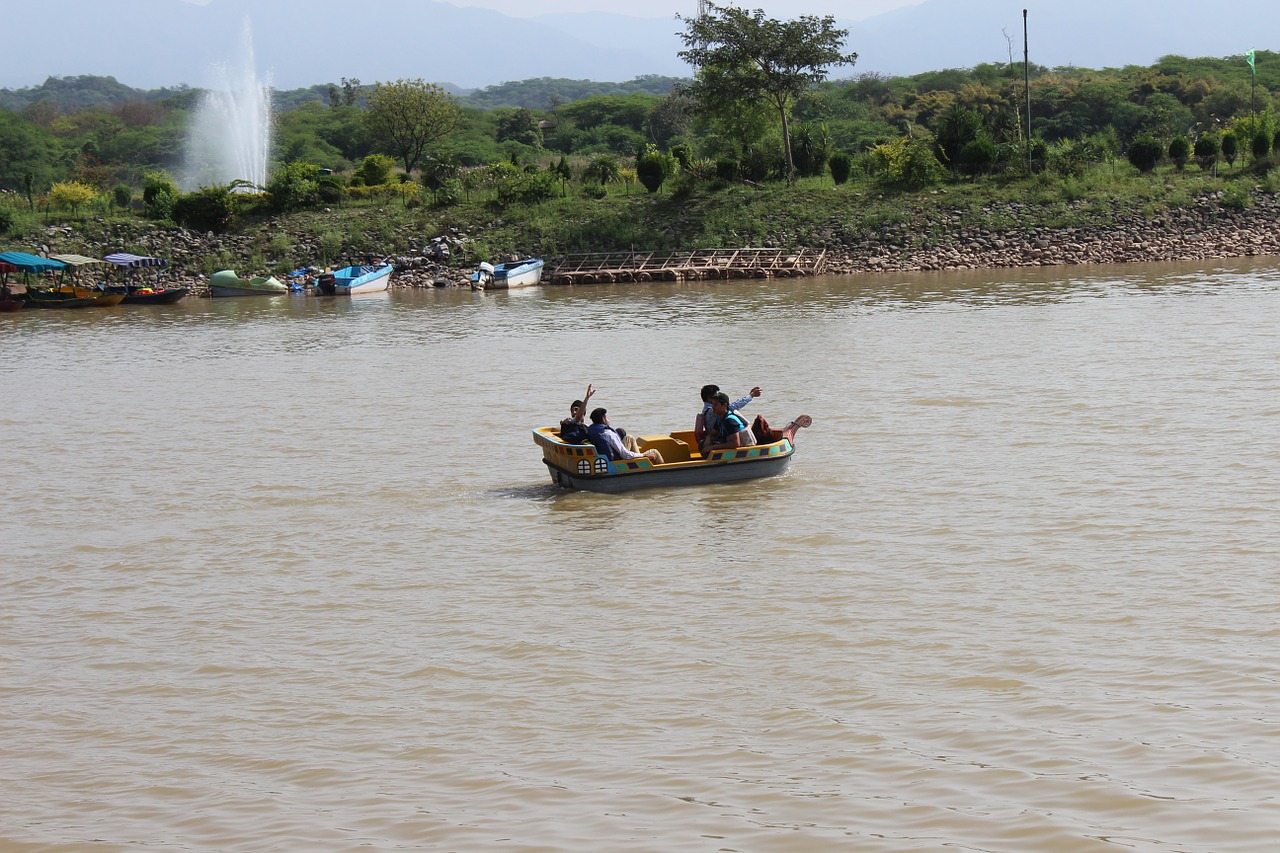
xmin=49 ymin=180 xmax=98 ymax=217
xmin=1167 ymin=136 xmax=1191 ymax=170
xmin=678 ymin=2 xmax=857 ymax=183
xmin=364 ymin=78 xmax=461 ymax=176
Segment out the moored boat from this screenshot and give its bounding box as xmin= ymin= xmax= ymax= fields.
xmin=315 ymin=262 xmax=393 ymax=295
xmin=472 ymin=258 xmax=544 ymax=290
xmin=533 ymin=415 xmax=812 ymax=493
xmin=48 ymin=254 xmax=124 ymax=306
xmin=103 ymin=253 xmax=188 ymax=304
xmin=209 ymin=269 xmax=287 ymax=297
xmin=0 ymin=261 xmax=24 ymax=311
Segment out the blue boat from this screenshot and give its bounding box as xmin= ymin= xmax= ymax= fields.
xmin=316 ymin=263 xmax=393 ymax=295
xmin=471 ymin=258 xmax=544 ymax=290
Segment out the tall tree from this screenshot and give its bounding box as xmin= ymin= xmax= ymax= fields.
xmin=678 ymin=2 xmax=857 ymax=183
xmin=364 ymin=78 xmax=461 ymax=176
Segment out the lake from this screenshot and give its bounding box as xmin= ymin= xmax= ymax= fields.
xmin=3 ymin=257 xmax=1279 ymax=851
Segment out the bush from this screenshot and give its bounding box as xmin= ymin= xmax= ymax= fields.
xmin=636 ymin=145 xmax=676 ymax=193
xmin=317 ymin=175 xmax=345 ymax=204
xmin=266 ymin=161 xmax=321 ymax=212
xmin=112 ymin=184 xmax=132 ymax=209
xmin=1252 ymin=131 xmax=1271 ymax=159
xmin=870 ymin=137 xmax=945 ymax=188
xmin=355 ymin=153 xmax=396 ymax=187
xmin=1168 ymin=136 xmax=1190 ymax=170
xmin=1127 ymin=136 xmax=1163 ymax=173
xmin=958 ymin=137 xmax=997 ymax=176
xmin=1193 ymin=136 xmax=1218 ymax=171
xmin=829 ymin=152 xmax=852 ymax=185
xmin=143 ymin=173 xmax=177 ymax=220
xmin=0 ymin=206 xmax=14 ymax=235
xmin=172 ymin=184 xmax=236 ymax=233
xmin=1220 ymin=182 xmax=1251 ymax=210
xmin=1222 ymin=132 xmax=1238 ymax=167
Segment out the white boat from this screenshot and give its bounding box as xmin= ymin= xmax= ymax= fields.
xmin=209 ymin=269 xmax=287 ymax=297
xmin=471 ymin=258 xmax=544 ymax=290
xmin=316 ymin=263 xmax=393 ymax=295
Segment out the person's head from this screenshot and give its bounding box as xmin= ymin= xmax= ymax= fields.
xmin=589 ymin=407 xmax=608 ymax=424
xmin=700 ymin=384 xmax=720 ymax=403
xmin=569 ymin=399 xmax=585 ymax=417
xmin=711 ymin=391 xmax=730 ymax=414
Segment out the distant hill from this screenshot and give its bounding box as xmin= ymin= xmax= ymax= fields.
xmin=0 ymin=0 xmax=1271 ymax=94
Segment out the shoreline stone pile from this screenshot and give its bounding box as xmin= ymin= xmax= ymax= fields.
xmin=25 ymin=189 xmax=1280 ymax=294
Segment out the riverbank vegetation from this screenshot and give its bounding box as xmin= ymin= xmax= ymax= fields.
xmin=0 ymin=5 xmax=1277 ymax=278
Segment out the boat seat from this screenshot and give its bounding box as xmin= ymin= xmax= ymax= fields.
xmin=637 ymin=435 xmax=692 ymax=464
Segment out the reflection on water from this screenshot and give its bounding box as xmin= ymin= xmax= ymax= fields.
xmin=3 ymin=256 xmax=1280 ymax=851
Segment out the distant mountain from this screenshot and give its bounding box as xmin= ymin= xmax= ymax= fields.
xmin=0 ymin=0 xmax=1271 ymax=93
xmin=0 ymin=0 xmax=692 ymax=91
xmin=846 ymin=0 xmax=1271 ymax=77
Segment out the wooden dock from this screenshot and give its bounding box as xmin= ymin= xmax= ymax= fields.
xmin=546 ymin=248 xmax=827 ymax=285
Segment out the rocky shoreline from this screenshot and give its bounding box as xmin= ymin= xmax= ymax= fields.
xmin=24 ymin=189 xmax=1280 ymax=294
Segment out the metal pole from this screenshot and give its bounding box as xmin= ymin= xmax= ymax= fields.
xmin=1024 ymin=10 xmax=1031 ymax=174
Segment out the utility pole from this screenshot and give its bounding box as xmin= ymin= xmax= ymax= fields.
xmin=1024 ymin=9 xmax=1032 ymax=175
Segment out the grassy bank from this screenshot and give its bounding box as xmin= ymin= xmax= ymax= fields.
xmin=4 ymin=158 xmax=1279 ymax=281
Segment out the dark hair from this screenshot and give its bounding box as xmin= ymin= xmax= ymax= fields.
xmin=589 ymin=407 xmax=607 ymax=424
xmin=571 ymin=399 xmax=584 ymax=410
xmin=712 ymin=392 xmax=730 ymax=406
xmin=700 ymin=384 xmax=720 ymax=402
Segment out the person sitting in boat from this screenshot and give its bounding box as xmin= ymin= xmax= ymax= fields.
xmin=696 ymin=384 xmax=761 ymax=451
xmin=559 ymin=384 xmax=595 ymax=445
xmin=587 ymin=408 xmax=664 ymax=465
xmin=703 ymin=392 xmax=757 ymax=452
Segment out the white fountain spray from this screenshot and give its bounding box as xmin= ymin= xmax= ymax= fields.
xmin=183 ymin=18 xmax=271 ymax=191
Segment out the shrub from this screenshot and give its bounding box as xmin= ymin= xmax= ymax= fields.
xmin=1222 ymin=132 xmax=1238 ymax=167
xmin=958 ymin=137 xmax=997 ymax=176
xmin=49 ymin=181 xmax=99 ymax=217
xmin=433 ymin=178 xmax=463 ymax=207
xmin=1127 ymin=136 xmax=1163 ymax=173
xmin=715 ymin=158 xmax=739 ymax=182
xmin=1220 ymin=182 xmax=1251 ymax=210
xmin=317 ymin=175 xmax=345 ymax=204
xmin=172 ymin=184 xmax=236 ymax=233
xmin=266 ymin=161 xmax=321 ymax=212
xmin=112 ymin=184 xmax=132 ymax=209
xmin=1193 ymin=137 xmax=1218 ymax=171
xmin=354 ymin=154 xmax=396 ymax=187
xmin=829 ymin=152 xmax=852 ymax=185
xmin=870 ymin=137 xmax=945 ymax=188
xmin=1168 ymin=136 xmax=1190 ymax=170
xmin=143 ymin=173 xmax=177 ymax=220
xmin=0 ymin=206 xmax=14 ymax=235
xmin=637 ymin=145 xmax=676 ymax=193
xmin=1252 ymin=131 xmax=1271 ymax=159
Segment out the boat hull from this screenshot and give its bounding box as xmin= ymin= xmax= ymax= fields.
xmin=472 ymin=258 xmax=544 ymax=289
xmin=533 ymin=426 xmax=796 ymax=493
xmin=120 ymin=287 xmax=189 ymax=305
xmin=209 ymin=270 xmax=286 ymax=298
xmin=317 ymin=264 xmax=393 ymax=295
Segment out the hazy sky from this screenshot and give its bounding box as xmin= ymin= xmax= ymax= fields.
xmin=437 ymin=0 xmax=924 ymax=19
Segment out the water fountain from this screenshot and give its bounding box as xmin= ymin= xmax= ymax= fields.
xmin=182 ymin=18 xmax=271 ymax=191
